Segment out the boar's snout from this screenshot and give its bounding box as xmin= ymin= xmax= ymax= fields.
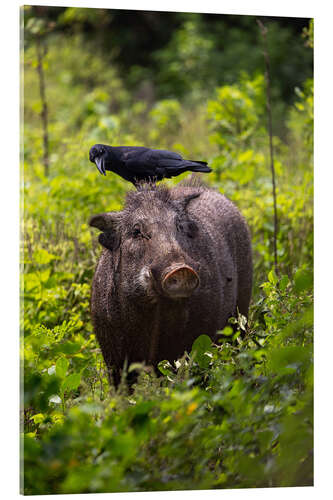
xmin=161 ymin=265 xmax=200 ymax=299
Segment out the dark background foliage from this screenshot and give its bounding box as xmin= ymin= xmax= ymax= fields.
xmin=24 ymin=6 xmax=312 ymax=131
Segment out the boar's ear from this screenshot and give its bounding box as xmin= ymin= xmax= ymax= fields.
xmin=89 ymin=212 xmax=122 ymax=251
xmin=89 ymin=212 xmax=121 ymax=231
xmin=98 ymin=231 xmax=120 ymax=251
xmin=174 ymin=192 xmax=201 ymax=212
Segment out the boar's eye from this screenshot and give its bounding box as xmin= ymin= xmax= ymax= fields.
xmin=131 ymin=223 xmax=151 ymax=240
xmin=132 ymin=223 xmax=142 ymax=238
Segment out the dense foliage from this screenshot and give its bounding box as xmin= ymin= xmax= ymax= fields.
xmin=22 ymin=8 xmax=313 ymax=494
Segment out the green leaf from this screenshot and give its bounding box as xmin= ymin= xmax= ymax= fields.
xmin=191 ymin=334 xmax=212 ymax=369
xmin=158 ymin=360 xmax=174 ymax=376
xmin=61 ymin=341 xmax=81 ymax=355
xmin=32 ymin=248 xmax=59 ymax=265
xmin=238 ymin=313 xmax=247 ymax=331
xmin=294 ymin=269 xmax=313 ymax=293
xmin=268 ymin=269 xmax=278 ymax=285
xmin=61 ymin=372 xmax=81 ymax=392
xmin=218 ymin=326 xmax=234 ymax=336
xmin=56 ymin=357 xmax=69 ymax=379
xmin=279 ymin=275 xmax=289 ymax=291
xmin=31 ymin=413 xmax=45 ymax=424
xmin=39 ymin=269 xmax=51 ymax=283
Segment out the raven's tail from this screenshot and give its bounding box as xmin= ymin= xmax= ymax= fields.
xmin=185 ymin=160 xmax=212 ymax=173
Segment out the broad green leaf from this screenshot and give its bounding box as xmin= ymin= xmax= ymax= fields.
xmin=31 ymin=413 xmax=45 ymax=424
xmin=191 ymin=334 xmax=212 ymax=369
xmin=61 ymin=341 xmax=81 ymax=355
xmin=39 ymin=269 xmax=51 ymax=283
xmin=61 ymin=372 xmax=81 ymax=392
xmin=56 ymin=357 xmax=69 ymax=379
xmin=279 ymin=275 xmax=289 ymax=291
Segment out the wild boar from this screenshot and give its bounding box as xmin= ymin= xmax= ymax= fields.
xmin=90 ymin=178 xmax=252 ymax=386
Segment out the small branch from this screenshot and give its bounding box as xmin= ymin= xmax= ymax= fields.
xmin=36 ymin=34 xmax=49 ymax=177
xmin=257 ymin=19 xmax=279 ymax=275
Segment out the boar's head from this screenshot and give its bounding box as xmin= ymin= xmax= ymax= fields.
xmin=89 ymin=187 xmax=202 ymax=303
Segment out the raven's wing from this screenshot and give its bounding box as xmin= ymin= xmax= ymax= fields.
xmin=116 ymin=147 xmax=210 ymax=178
xmin=114 ymin=147 xmax=152 ymax=172
xmin=148 ymin=150 xmax=208 ymax=173
xmin=148 ymin=149 xmax=183 ymax=164
xmin=143 ymin=149 xmax=185 ymax=173
xmin=103 ymin=147 xmax=157 ymax=177
xmin=122 ymin=148 xmax=180 ymax=175
xmin=114 ymin=146 xmax=151 ymax=160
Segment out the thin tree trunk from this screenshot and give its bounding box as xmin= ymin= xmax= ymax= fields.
xmin=257 ymin=19 xmax=279 ymax=275
xmin=36 ymin=34 xmax=49 ymax=177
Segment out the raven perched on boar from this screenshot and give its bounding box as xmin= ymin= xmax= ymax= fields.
xmin=89 ymin=144 xmax=212 ymax=186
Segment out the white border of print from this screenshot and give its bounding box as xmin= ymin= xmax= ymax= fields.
xmin=1 ymin=1 xmax=330 ymax=500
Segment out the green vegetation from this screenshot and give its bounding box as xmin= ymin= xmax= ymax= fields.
xmin=22 ymin=7 xmax=313 ymax=494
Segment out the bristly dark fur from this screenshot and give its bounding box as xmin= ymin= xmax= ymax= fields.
xmin=121 ymin=175 xmax=215 ymax=217
xmin=125 ymin=175 xmax=208 ymax=204
xmin=125 ymin=182 xmax=173 ymax=210
xmin=178 ymin=173 xmax=208 ymax=189
xmin=90 ymin=177 xmax=253 ymax=387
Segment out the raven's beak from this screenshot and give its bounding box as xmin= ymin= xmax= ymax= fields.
xmin=95 ymin=157 xmax=106 ymax=176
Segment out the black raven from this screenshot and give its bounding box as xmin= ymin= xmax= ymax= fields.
xmin=89 ymin=144 xmax=212 ymax=186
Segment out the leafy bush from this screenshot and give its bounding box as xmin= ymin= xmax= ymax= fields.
xmin=207 ymin=75 xmax=313 ymax=282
